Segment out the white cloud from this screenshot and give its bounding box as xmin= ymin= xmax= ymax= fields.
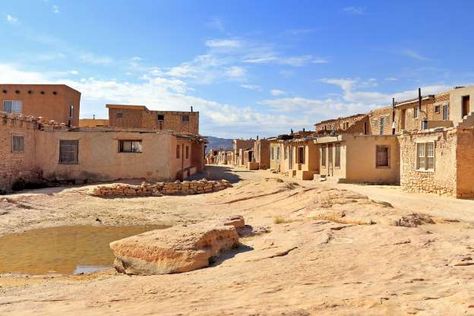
xmin=241 ymin=84 xmax=262 ymax=91
xmin=205 ymin=39 xmax=241 ymax=49
xmin=225 ymin=66 xmax=246 ymax=78
xmin=79 ymin=53 xmax=113 ymax=65
xmin=343 ymin=6 xmax=365 ymax=15
xmin=52 ymin=5 xmax=60 ymax=14
xmin=400 ymin=49 xmax=430 ymax=61
xmin=5 ymin=14 xmax=18 ymax=24
xmin=270 ymin=89 xmax=286 ymax=96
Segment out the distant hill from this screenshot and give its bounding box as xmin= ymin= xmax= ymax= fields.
xmin=205 ymin=136 xmax=233 ymax=153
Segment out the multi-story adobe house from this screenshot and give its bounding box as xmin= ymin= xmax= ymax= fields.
xmin=0 ymin=84 xmax=81 ymax=127
xmin=0 ymin=84 xmax=206 ymax=192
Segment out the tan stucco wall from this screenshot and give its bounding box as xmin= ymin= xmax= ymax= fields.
xmin=35 ymin=131 xmax=190 ymax=182
xmin=318 ymin=135 xmax=399 ymax=184
xmin=456 ymin=128 xmax=474 ymax=198
xmin=79 ymin=119 xmax=109 ymax=127
xmin=0 ymin=84 xmax=81 ymax=126
xmin=449 ymin=86 xmax=474 ymax=126
xmin=345 ymin=135 xmax=400 ymax=184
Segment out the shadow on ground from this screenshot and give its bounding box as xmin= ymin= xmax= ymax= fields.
xmin=209 ymin=244 xmax=254 ymax=267
xmin=188 ymin=165 xmax=242 ymax=184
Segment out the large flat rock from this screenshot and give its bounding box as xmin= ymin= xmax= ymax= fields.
xmin=110 ymin=220 xmax=241 ymax=275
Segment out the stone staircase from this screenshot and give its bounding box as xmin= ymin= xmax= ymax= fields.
xmin=459 ymin=112 xmax=474 ymax=128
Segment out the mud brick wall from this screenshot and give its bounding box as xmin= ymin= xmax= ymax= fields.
xmin=456 ymin=128 xmax=474 ymax=198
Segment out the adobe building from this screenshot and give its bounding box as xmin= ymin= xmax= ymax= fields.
xmin=251 ymin=138 xmax=270 ymax=170
xmin=0 ymin=112 xmax=205 ymax=192
xmin=316 ymin=134 xmax=400 ymax=184
xmin=315 ymin=114 xmax=370 ymax=135
xmin=399 ymin=125 xmax=474 ymax=198
xmin=107 ymin=104 xmax=199 ymax=135
xmin=233 ymin=139 xmax=255 ymax=167
xmin=0 ymin=84 xmax=81 ymax=126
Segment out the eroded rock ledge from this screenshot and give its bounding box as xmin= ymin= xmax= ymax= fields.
xmin=110 ymin=216 xmax=245 ymax=275
xmin=90 ymin=179 xmax=232 ymax=197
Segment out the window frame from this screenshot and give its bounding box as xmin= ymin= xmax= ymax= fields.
xmin=11 ymin=135 xmax=25 ymax=153
xmin=176 ymin=144 xmax=181 ymax=159
xmin=3 ymin=100 xmax=23 ymax=114
xmin=59 ymin=140 xmax=79 ymax=165
xmin=118 ymin=140 xmax=143 ymax=153
xmin=375 ymin=145 xmax=390 ymax=168
xmin=185 ymin=145 xmax=189 ymax=159
xmin=416 ymin=142 xmax=435 ymax=172
xmin=181 ymin=115 xmax=190 ymax=122
xmin=442 ymin=104 xmax=449 ymax=121
xmin=298 ymin=146 xmax=305 ymax=164
xmin=414 ymin=106 xmax=418 ymax=118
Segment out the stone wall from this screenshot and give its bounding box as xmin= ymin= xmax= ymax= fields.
xmin=315 ymin=114 xmax=367 ymax=134
xmin=399 ymin=129 xmax=457 ymax=196
xmin=0 ymin=113 xmax=41 ymax=192
xmin=90 ymin=179 xmax=232 ymax=197
xmin=369 ymin=106 xmax=394 ymax=135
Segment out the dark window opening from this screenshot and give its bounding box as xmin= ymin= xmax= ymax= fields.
xmin=298 ymin=147 xmax=305 ymax=164
xmin=59 ymin=140 xmax=79 ymax=164
xmin=40 ymin=91 xmax=45 ymax=95
xmin=119 ymin=140 xmax=142 ymax=153
xmin=176 ymin=144 xmax=181 ymax=159
xmin=185 ymin=146 xmax=189 ymax=159
xmin=376 ymin=145 xmax=390 ymax=168
xmin=182 ymin=115 xmax=190 ymax=122
xmin=462 ymin=95 xmax=470 ymax=117
xmin=116 ymin=112 xmax=123 ymax=119
xmin=53 ymin=91 xmax=57 ymax=95
xmin=28 ymin=90 xmax=33 ymax=94
xmin=15 ymin=90 xmax=20 ymax=94
xmin=11 ymin=135 xmax=24 ymax=153
xmin=434 ymin=105 xmax=441 ymax=113
xmin=157 ymin=114 xmax=165 ymax=121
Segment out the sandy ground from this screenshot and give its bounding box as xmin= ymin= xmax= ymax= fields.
xmin=0 ymin=166 xmax=473 ymax=315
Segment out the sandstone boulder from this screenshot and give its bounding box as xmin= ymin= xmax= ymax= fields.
xmin=110 ymin=220 xmax=241 ymax=275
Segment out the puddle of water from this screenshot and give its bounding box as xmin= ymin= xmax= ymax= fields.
xmin=0 ymin=225 xmax=167 ymax=275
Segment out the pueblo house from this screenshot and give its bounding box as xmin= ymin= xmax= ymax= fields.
xmin=0 ymin=84 xmax=81 ymax=127
xmin=0 ymin=84 xmax=205 ymax=193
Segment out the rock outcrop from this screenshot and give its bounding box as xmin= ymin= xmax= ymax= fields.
xmin=91 ymin=179 xmax=232 ymax=198
xmin=110 ymin=218 xmax=243 ymax=275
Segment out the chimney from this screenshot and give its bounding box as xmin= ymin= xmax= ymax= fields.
xmin=93 ymin=114 xmax=96 ymax=120
xmin=191 ymin=106 xmax=194 ymax=113
xmin=303 ymin=128 xmax=306 ymax=132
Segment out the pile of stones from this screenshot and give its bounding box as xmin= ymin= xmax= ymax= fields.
xmin=90 ymin=179 xmax=232 ymax=198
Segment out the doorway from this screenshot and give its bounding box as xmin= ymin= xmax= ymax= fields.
xmin=462 ymin=95 xmax=470 ymax=118
xmin=327 ymin=144 xmax=333 ymax=176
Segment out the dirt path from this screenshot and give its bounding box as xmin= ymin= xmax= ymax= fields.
xmin=0 ymin=166 xmax=473 ymax=315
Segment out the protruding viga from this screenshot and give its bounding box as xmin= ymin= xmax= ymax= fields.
xmin=110 ymin=218 xmax=243 ymax=275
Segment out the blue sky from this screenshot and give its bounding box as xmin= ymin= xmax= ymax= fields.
xmin=1 ymin=0 xmax=474 ymax=137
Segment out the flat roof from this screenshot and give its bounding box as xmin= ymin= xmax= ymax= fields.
xmin=0 ymin=83 xmax=81 ymax=94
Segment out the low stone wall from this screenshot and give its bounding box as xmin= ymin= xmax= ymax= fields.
xmin=90 ymin=179 xmax=232 ymax=197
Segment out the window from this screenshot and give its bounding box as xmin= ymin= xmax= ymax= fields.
xmin=182 ymin=115 xmax=190 ymax=122
xmin=116 ymin=112 xmax=123 ymax=119
xmin=321 ymin=145 xmax=326 ymax=167
xmin=442 ymin=104 xmax=449 ymax=120
xmin=3 ymin=100 xmax=22 ymax=113
xmin=271 ymin=147 xmax=274 ymax=160
xmin=343 ymin=122 xmax=349 ymax=129
xmin=416 ymin=142 xmax=435 ymax=171
xmin=434 ymin=105 xmax=441 ymax=114
xmin=157 ymin=114 xmax=165 ymax=121
xmin=462 ymin=95 xmax=470 ymax=117
xmin=335 ymin=144 xmax=341 ymax=168
xmin=185 ymin=146 xmax=189 ymax=159
xmin=11 ymin=135 xmax=24 ymax=153
xmin=414 ymin=106 xmax=418 ymax=118
xmin=376 ymin=145 xmax=389 ymax=168
xmin=379 ymin=117 xmax=385 ymax=135
xmin=176 ymin=145 xmax=181 ymax=159
xmin=59 ymin=140 xmax=79 ymax=164
xmin=284 ymin=146 xmax=288 ymax=160
xmin=69 ymin=105 xmax=74 ymax=119
xmin=119 ymin=140 xmax=142 ymax=153
xmin=298 ymin=147 xmax=305 ymax=164
xmin=276 ymin=147 xmax=280 ymax=160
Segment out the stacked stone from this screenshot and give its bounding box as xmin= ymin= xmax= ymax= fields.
xmin=91 ymin=179 xmax=232 ymax=198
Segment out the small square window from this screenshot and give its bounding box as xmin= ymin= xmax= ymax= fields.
xmin=59 ymin=140 xmax=79 ymax=164
xmin=157 ymin=114 xmax=165 ymax=121
xmin=11 ymin=135 xmax=24 ymax=153
xmin=116 ymin=112 xmax=123 ymax=119
xmin=176 ymin=145 xmax=181 ymax=159
xmin=182 ymin=115 xmax=190 ymax=122
xmin=119 ymin=140 xmax=142 ymax=153
xmin=3 ymin=100 xmax=22 ymax=113
xmin=434 ymin=105 xmax=441 ymax=113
